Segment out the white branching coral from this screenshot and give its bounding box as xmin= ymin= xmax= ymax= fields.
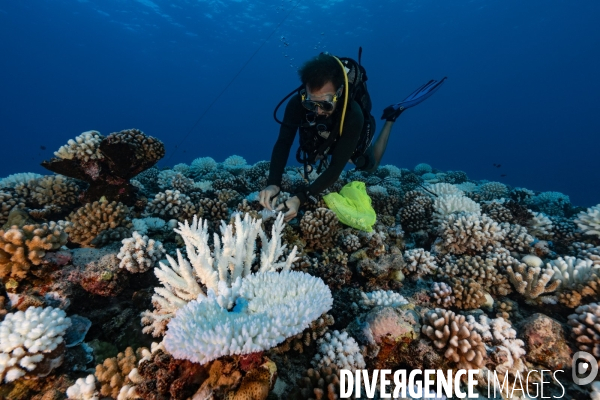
xmin=550 ymin=256 xmax=600 ymax=292
xmin=54 ymin=130 xmax=104 ymax=162
xmin=426 ymin=183 xmax=464 ymax=197
xmin=222 ymin=155 xmax=247 ymax=175
xmin=0 ymin=307 xmax=71 ymax=382
xmin=432 ymin=194 xmax=480 ymax=225
xmin=190 ymin=156 xmax=218 ymax=178
xmin=436 ymin=212 xmax=506 ymax=255
xmin=574 ymin=204 xmax=600 ymax=238
xmin=526 ymin=211 xmax=554 ymax=239
xmin=118 ymin=231 xmax=166 ymax=274
xmin=165 ymin=271 xmax=332 ymax=364
xmin=66 ymin=374 xmax=99 ymax=400
xmin=141 ymin=212 xmax=299 ymax=336
xmin=359 ymin=290 xmax=408 ymax=308
xmin=403 ymin=248 xmax=438 ymax=277
xmin=506 ymin=261 xmax=559 ymax=304
xmin=312 ymin=330 xmax=366 ymax=373
xmin=568 ymin=303 xmax=600 ymax=360
xmin=431 ymin=282 xmax=455 ymax=308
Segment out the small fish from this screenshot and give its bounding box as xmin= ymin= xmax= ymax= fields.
xmin=40 ymin=145 xmax=46 ymax=150
xmin=500 ymin=174 xmax=507 ymax=177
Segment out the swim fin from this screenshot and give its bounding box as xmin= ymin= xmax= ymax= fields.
xmin=381 ymin=77 xmax=447 ymax=121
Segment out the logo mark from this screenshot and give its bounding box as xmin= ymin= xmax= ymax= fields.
xmin=572 ymin=351 xmax=598 ymax=385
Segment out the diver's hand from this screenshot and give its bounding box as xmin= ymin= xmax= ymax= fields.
xmin=381 ymin=104 xmax=404 ymax=122
xmin=276 ymin=196 xmax=301 ymax=222
xmin=259 ymin=185 xmax=280 ymax=211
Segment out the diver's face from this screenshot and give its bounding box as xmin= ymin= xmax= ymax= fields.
xmin=306 ymin=81 xmax=337 ymax=117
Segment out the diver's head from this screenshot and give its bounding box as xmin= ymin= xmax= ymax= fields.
xmin=301 ymin=82 xmax=343 ymax=117
xmin=299 ymin=53 xmax=345 ymax=117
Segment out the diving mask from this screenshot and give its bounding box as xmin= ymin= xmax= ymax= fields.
xmin=300 ymin=86 xmax=343 ymax=112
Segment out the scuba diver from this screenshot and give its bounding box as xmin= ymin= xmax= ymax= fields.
xmin=259 ymin=51 xmax=446 ymax=222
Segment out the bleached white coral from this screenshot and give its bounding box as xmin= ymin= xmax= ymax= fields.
xmin=436 ymin=212 xmax=507 ymax=255
xmin=380 ymin=164 xmax=403 ymax=179
xmin=157 ymin=169 xmax=178 ymax=190
xmin=403 ymin=248 xmax=438 ymax=276
xmin=359 ymin=290 xmax=407 ymax=308
xmin=0 ymin=172 xmax=43 ymax=188
xmin=131 ymin=217 xmax=166 ymax=236
xmin=477 ymin=181 xmax=508 ymax=200
xmin=431 ymin=282 xmax=455 ymax=308
xmin=550 ymin=256 xmax=600 ymax=291
xmin=574 ymin=204 xmax=600 ymax=238
xmin=426 ymin=183 xmax=464 ymax=197
xmin=172 ymin=163 xmax=190 ymax=176
xmin=414 ymin=163 xmax=432 ymax=175
xmin=0 ymin=306 xmax=71 ymax=382
xmin=526 ymin=211 xmax=554 ymax=239
xmin=432 ymin=194 xmax=480 ymax=224
xmin=222 ymin=155 xmax=247 ymax=175
xmin=193 ymin=180 xmax=213 ymax=191
xmin=164 ymin=270 xmax=332 ymax=364
xmin=190 ymin=156 xmax=217 ymax=178
xmin=54 ymin=130 xmax=104 ymax=162
xmin=506 ymin=261 xmax=559 ymax=304
xmin=453 ymin=182 xmax=476 ymax=193
xmin=66 ymin=374 xmax=99 ymax=400
xmin=367 ymin=185 xmax=388 ymax=196
xmin=118 ymin=231 xmax=166 ymax=273
xmin=312 ymin=330 xmax=366 ymax=372
xmin=141 ymin=212 xmax=299 ymax=336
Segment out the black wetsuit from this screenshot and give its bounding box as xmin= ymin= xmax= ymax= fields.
xmin=266 ymin=93 xmax=364 ymax=204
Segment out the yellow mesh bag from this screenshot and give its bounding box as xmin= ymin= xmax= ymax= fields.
xmin=323 ymin=181 xmax=376 ymax=232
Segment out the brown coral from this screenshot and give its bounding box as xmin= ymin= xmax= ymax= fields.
xmin=421 ymin=308 xmax=486 ymax=370
xmin=398 ymin=190 xmax=433 ymax=233
xmin=15 ymin=175 xmax=80 ymax=209
xmin=440 ymin=253 xmax=512 ymax=297
xmin=65 ymin=201 xmax=131 ymax=247
xmin=0 ymin=190 xmax=26 ymax=226
xmin=95 ymin=347 xmax=145 ymax=398
xmin=300 ymin=208 xmax=339 ymax=251
xmin=0 ymin=221 xmax=68 ymax=281
xmin=146 ymin=190 xmax=201 ymax=223
xmin=136 ymin=349 xmax=207 ymax=400
xmin=294 ymin=365 xmax=342 ymax=400
xmin=273 ymin=314 xmax=334 ymax=354
xmin=449 ymin=277 xmax=487 ymax=310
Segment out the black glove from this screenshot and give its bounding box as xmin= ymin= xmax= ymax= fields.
xmin=381 ymin=104 xmax=404 ymax=122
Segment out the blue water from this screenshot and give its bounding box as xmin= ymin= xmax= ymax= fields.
xmin=1 ymin=0 xmax=599 ymax=206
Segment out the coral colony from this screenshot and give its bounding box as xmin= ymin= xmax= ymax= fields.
xmin=0 ymin=130 xmax=599 ymax=399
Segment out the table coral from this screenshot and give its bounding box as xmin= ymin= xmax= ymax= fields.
xmin=43 ymin=129 xmax=165 ymax=205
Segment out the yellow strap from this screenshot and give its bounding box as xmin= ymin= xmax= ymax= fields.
xmin=332 ymin=56 xmax=349 ymax=136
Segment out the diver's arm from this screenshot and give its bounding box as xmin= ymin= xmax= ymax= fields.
xmin=266 ymin=95 xmax=303 ymax=187
xmin=294 ymin=102 xmax=363 ymax=204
